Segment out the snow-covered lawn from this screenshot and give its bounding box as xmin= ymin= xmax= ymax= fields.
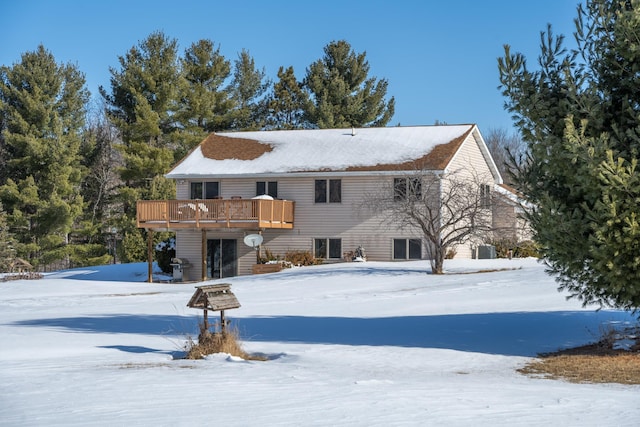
xmin=1 ymin=258 xmax=638 ymax=426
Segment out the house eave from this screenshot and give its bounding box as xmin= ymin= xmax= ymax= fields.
xmin=166 ymin=169 xmax=445 ymax=180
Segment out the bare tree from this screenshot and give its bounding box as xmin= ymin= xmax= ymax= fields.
xmin=82 ymin=99 xmax=123 ymax=230
xmin=364 ymin=168 xmax=494 ymax=274
xmin=484 ymin=128 xmax=526 ymax=185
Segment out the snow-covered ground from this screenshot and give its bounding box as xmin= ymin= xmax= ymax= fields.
xmin=1 ymin=258 xmax=638 ymax=426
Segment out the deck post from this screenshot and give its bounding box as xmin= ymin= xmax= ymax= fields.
xmin=201 ymin=229 xmax=207 ymax=281
xmin=147 ymin=229 xmax=153 ymax=283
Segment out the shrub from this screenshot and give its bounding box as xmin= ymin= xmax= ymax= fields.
xmin=489 ymin=239 xmax=540 ymax=259
xmin=490 ymin=238 xmax=517 ymax=258
xmin=258 ymin=247 xmax=280 ymax=264
xmin=285 ymin=250 xmax=322 ymax=266
xmin=513 ymin=240 xmax=540 ymax=258
xmin=184 ymin=323 xmax=266 ymax=361
xmin=155 ymin=237 xmax=176 ymax=273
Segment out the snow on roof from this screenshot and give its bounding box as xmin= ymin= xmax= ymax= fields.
xmin=167 ymin=124 xmax=476 ymax=178
xmin=495 ymin=183 xmax=533 ymax=209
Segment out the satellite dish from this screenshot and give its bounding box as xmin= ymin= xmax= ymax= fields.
xmin=243 ymin=234 xmax=263 ymax=249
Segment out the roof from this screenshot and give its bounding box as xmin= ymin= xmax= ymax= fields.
xmin=167 ymin=124 xmax=491 ymax=179
xmin=495 ymin=183 xmax=531 ymax=208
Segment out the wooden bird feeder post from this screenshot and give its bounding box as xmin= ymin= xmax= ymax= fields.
xmin=187 ymin=283 xmax=240 ymax=335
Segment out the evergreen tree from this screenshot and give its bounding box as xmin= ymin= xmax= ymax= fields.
xmin=228 ymin=49 xmax=270 ymax=130
xmin=498 ymin=0 xmax=640 ymax=311
xmin=176 ymin=39 xmax=234 ymax=154
xmin=0 ymin=45 xmax=88 ymax=268
xmin=266 ymin=66 xmax=309 ymax=129
xmin=0 ymin=202 xmax=17 ymax=272
xmin=100 ymin=31 xmax=180 ymax=262
xmin=303 ymin=40 xmax=395 ymax=128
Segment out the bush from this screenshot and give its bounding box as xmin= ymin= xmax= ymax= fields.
xmin=489 ymin=239 xmax=540 ymax=259
xmin=513 ymin=240 xmax=540 ymax=258
xmin=184 ymin=323 xmax=266 ymax=361
xmin=285 ymin=250 xmax=322 ymax=266
xmin=155 ymin=237 xmax=176 ymax=274
xmin=258 ymin=247 xmax=280 ymax=264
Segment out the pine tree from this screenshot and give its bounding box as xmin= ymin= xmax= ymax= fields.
xmin=176 ymin=39 xmax=234 ymax=154
xmin=228 ymin=49 xmax=270 ymax=130
xmin=0 ymin=45 xmax=88 ymax=268
xmin=303 ymin=40 xmax=395 ymax=128
xmin=0 ymin=202 xmax=17 ymax=272
xmin=100 ymin=31 xmax=180 ymax=262
xmin=266 ymin=66 xmax=309 ymax=129
xmin=498 ymin=0 xmax=640 ymax=311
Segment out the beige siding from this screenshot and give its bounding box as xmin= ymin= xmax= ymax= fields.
xmin=256 ymin=175 xmax=426 ymax=262
xmin=446 ymin=132 xmax=494 ymax=183
xmin=176 ymin=175 xmax=426 ymax=278
xmin=442 ymin=133 xmax=495 ymax=259
xmin=492 ymin=195 xmax=533 ymax=243
xmin=174 ymin=229 xmax=202 ymax=281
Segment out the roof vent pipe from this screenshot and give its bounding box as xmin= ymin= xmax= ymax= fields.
xmin=351 ymin=127 xmax=355 ymax=136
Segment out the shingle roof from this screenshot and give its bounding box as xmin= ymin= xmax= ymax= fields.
xmin=167 ymin=124 xmax=477 ymax=178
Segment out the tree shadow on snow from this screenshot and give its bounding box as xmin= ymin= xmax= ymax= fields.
xmin=10 ymin=310 xmax=636 ymax=357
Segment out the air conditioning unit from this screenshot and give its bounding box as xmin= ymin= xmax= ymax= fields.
xmin=477 ymin=245 xmax=496 ymax=259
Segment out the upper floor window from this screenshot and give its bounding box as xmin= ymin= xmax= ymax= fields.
xmin=315 ymin=179 xmax=341 ymax=203
xmin=190 ymin=181 xmax=219 ymax=199
xmin=480 ymin=184 xmax=491 ymax=209
xmin=257 ymin=181 xmax=278 ymax=198
xmin=394 ymin=177 xmax=422 ymax=201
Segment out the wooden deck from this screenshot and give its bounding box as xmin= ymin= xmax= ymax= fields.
xmin=136 ymin=199 xmax=295 ymax=230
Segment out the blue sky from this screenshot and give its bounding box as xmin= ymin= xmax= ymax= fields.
xmin=1 ymin=0 xmax=579 ymax=132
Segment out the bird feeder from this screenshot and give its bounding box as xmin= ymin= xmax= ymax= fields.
xmin=186 ymin=283 xmax=240 ymax=334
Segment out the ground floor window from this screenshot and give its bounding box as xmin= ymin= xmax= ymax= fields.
xmin=393 ymin=238 xmax=422 ymax=260
xmin=314 ymin=238 xmax=342 ymax=259
xmin=207 ymin=239 xmax=237 ymax=278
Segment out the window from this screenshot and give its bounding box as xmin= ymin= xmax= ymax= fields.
xmin=314 ymin=238 xmax=342 ymax=259
xmin=256 ymin=181 xmax=278 ymax=198
xmin=393 ymin=238 xmax=422 ymax=260
xmin=394 ymin=178 xmax=422 ymax=201
xmin=329 ymin=179 xmax=341 ymax=203
xmin=315 ymin=179 xmax=341 ymax=203
xmin=480 ymin=184 xmax=491 ymax=208
xmin=190 ymin=182 xmax=219 ymax=199
xmin=314 ymin=180 xmax=327 ymax=203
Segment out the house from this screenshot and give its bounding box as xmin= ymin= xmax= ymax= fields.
xmin=492 ymin=183 xmax=533 ymax=243
xmin=137 ymin=124 xmax=513 ymax=281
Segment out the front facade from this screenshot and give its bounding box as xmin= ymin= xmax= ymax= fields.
xmin=137 ymin=125 xmax=507 ymax=281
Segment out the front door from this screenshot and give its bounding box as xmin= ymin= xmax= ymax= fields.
xmin=207 ymin=239 xmax=237 ymax=279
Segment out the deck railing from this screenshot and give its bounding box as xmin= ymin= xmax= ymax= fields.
xmin=136 ymin=199 xmax=295 ymax=230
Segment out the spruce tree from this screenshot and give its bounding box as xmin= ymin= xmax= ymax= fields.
xmin=176 ymin=39 xmax=234 ymax=154
xmin=228 ymin=49 xmax=270 ymax=130
xmin=0 ymin=45 xmax=88 ymax=268
xmin=303 ymin=40 xmax=395 ymax=128
xmin=266 ymin=66 xmax=309 ymax=130
xmin=0 ymin=202 xmax=16 ymax=272
xmin=498 ymin=0 xmax=640 ymax=311
xmin=100 ymin=31 xmax=180 ymax=261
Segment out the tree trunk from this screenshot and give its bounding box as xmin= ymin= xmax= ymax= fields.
xmin=431 ymin=246 xmax=445 ymax=274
